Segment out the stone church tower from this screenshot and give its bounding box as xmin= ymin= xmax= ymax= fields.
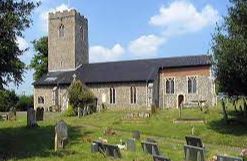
xmin=48 ymin=10 xmax=88 ymax=72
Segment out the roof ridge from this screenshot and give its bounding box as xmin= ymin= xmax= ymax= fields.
xmin=87 ymin=54 xmax=210 ymax=65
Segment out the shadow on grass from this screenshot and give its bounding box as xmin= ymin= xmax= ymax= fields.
xmin=0 ymin=124 xmax=82 ymax=160
xmin=208 ymin=115 xmax=247 ymax=136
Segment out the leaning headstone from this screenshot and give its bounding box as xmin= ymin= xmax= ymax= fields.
xmin=184 ymin=145 xmax=205 ymax=161
xmin=133 ymin=130 xmax=141 ymax=140
xmin=8 ymin=107 xmax=16 ymax=121
xmin=54 ymin=120 xmax=68 ymax=151
xmin=141 ymin=141 xmax=160 ymax=156
xmin=127 ymin=138 xmax=136 ymax=152
xmin=153 ymin=155 xmax=171 ymax=161
xmin=217 ymin=155 xmax=243 ymax=161
xmin=185 ymin=136 xmax=204 ymax=148
xmin=36 ymin=107 xmax=44 ymax=121
xmin=27 ymin=108 xmax=38 ymax=128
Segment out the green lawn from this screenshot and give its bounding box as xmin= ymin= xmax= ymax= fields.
xmin=0 ymin=106 xmax=246 ymax=161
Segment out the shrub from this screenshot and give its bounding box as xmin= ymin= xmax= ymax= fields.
xmin=68 ymin=80 xmax=95 ymax=110
xmin=63 ymin=104 xmax=76 ymax=117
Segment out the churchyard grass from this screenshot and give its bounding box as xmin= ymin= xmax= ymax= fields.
xmin=0 ymin=106 xmax=246 ymax=161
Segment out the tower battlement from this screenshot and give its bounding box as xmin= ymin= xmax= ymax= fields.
xmin=48 ymin=9 xmax=89 ymax=72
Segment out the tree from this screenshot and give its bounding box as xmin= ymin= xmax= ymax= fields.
xmin=68 ymin=80 xmax=95 ymax=110
xmin=30 ymin=36 xmax=48 ymax=81
xmin=16 ymin=95 xmax=33 ymax=111
xmin=0 ymin=90 xmax=18 ymax=112
xmin=211 ymin=0 xmax=247 ymax=96
xmin=0 ymin=0 xmax=39 ymax=89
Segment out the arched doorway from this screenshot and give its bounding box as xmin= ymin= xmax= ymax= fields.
xmin=178 ymin=95 xmax=184 ymax=108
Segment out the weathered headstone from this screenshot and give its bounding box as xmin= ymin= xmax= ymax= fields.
xmin=104 ymin=143 xmax=121 ymax=158
xmin=141 ymin=141 xmax=160 ymax=156
xmin=185 ymin=136 xmax=204 ymax=148
xmin=184 ymin=145 xmax=205 ymax=161
xmin=91 ymin=142 xmax=99 ymax=153
xmin=27 ymin=108 xmax=38 ymax=128
xmin=217 ymin=155 xmax=243 ymax=161
xmin=54 ymin=120 xmax=68 ymax=151
xmin=8 ymin=107 xmax=16 ymax=121
xmin=127 ymin=138 xmax=136 ymax=152
xmin=78 ymin=107 xmax=82 ymax=118
xmin=153 ymin=155 xmax=171 ymax=161
xmin=133 ymin=130 xmax=141 ymax=140
xmin=36 ymin=107 xmax=44 ymax=121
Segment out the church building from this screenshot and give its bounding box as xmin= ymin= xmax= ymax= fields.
xmin=33 ymin=9 xmax=216 ymax=111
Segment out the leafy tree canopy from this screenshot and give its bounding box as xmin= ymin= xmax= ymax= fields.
xmin=212 ymin=0 xmax=247 ymax=96
xmin=0 ymin=0 xmax=39 ymax=89
xmin=30 ymin=36 xmax=48 ymax=81
xmin=0 ymin=89 xmax=18 ymax=112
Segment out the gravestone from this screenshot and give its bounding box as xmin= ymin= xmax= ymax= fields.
xmin=141 ymin=141 xmax=160 ymax=156
xmin=92 ymin=141 xmax=121 ymax=158
xmin=184 ymin=145 xmax=205 ymax=161
xmin=36 ymin=107 xmax=44 ymax=121
xmin=54 ymin=120 xmax=68 ymax=151
xmin=133 ymin=130 xmax=141 ymax=140
xmin=153 ymin=155 xmax=171 ymax=161
xmin=127 ymin=138 xmax=136 ymax=152
xmin=185 ymin=136 xmax=204 ymax=148
xmin=78 ymin=107 xmax=82 ymax=118
xmin=104 ymin=143 xmax=121 ymax=158
xmin=217 ymin=155 xmax=243 ymax=161
xmin=27 ymin=108 xmax=38 ymax=128
xmin=8 ymin=107 xmax=16 ymax=121
xmin=91 ymin=142 xmax=99 ymax=153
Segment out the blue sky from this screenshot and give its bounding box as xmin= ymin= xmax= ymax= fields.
xmin=10 ymin=0 xmax=230 ymax=95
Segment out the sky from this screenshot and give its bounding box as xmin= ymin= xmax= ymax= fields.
xmin=10 ymin=0 xmax=230 ymax=95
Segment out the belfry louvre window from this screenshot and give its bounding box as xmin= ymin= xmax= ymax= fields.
xmin=59 ymin=24 xmax=65 ymax=37
xmin=130 ymin=86 xmax=137 ymax=104
xmin=38 ymin=96 xmax=44 ymax=104
xmin=188 ymin=76 xmax=197 ymax=93
xmin=110 ymin=88 xmax=116 ymax=104
xmin=166 ymin=78 xmax=174 ymax=94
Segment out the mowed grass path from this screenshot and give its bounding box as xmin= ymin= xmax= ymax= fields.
xmin=0 ymin=107 xmax=246 ymax=161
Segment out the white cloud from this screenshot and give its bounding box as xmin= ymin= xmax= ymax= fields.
xmin=39 ymin=4 xmax=72 ymax=32
xmin=89 ymin=44 xmax=125 ymax=62
xmin=16 ymin=37 xmax=29 ymax=50
xmin=149 ymin=1 xmax=220 ymax=36
xmin=128 ymin=34 xmax=165 ymax=57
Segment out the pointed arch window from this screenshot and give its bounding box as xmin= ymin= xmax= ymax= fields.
xmin=188 ymin=76 xmax=197 ymax=93
xmin=166 ymin=78 xmax=174 ymax=94
xmin=110 ymin=88 xmax=116 ymax=104
xmin=38 ymin=96 xmax=44 ymax=104
xmin=130 ymin=86 xmax=137 ymax=104
xmin=59 ymin=24 xmax=65 ymax=38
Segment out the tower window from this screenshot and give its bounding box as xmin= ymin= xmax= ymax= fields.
xmin=110 ymin=88 xmax=116 ymax=104
xmin=59 ymin=24 xmax=65 ymax=38
xmin=80 ymin=26 xmax=84 ymax=41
